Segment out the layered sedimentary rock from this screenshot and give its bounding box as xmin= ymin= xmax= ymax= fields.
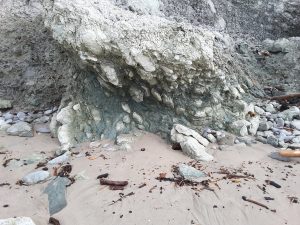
xmin=43 ymin=0 xmax=259 ymax=149
xmin=0 ymin=0 xmax=299 ymax=150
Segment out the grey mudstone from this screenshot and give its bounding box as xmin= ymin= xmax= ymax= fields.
xmin=178 ymin=164 xmax=206 ymax=181
xmin=267 ymin=135 xmax=279 ymax=147
xmin=22 ymin=171 xmax=50 ymax=185
xmin=0 ymin=99 xmax=12 ymax=109
xmin=6 ymin=122 xmax=33 ymax=137
xmin=44 ymin=177 xmax=70 ymax=215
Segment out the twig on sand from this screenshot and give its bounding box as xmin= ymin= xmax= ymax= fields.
xmin=242 ymin=196 xmax=276 ymax=212
xmin=109 ymin=192 xmax=135 ymax=206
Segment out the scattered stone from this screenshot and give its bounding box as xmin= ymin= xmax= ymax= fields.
xmin=0 ymin=99 xmax=12 ymax=109
xmin=217 ymin=132 xmax=236 ymax=146
xmin=0 ymin=217 xmax=36 ymax=225
xmin=47 ymin=151 xmax=70 ymax=165
xmin=230 ymin=120 xmax=250 ymax=136
xmin=291 ymin=120 xmax=300 ymax=130
xmin=254 ymin=106 xmax=265 ymax=115
xmin=35 ymin=126 xmax=51 ymax=133
xmin=89 ymin=141 xmax=101 ymax=148
xmin=236 ymin=136 xmax=256 ymax=146
xmin=0 ymin=123 xmax=11 ymax=132
xmin=256 ymin=136 xmax=268 ymax=144
xmin=171 ymin=124 xmax=209 ymax=147
xmin=178 ymin=164 xmax=206 ymax=181
xmin=21 ymin=171 xmax=50 ymax=185
xmin=248 ymin=116 xmax=260 ymax=135
xmin=17 ymin=112 xmax=26 ymax=121
xmin=258 ymin=121 xmax=271 ymax=132
xmin=267 ymin=135 xmax=279 ymax=147
xmin=34 ymin=116 xmax=50 ymax=124
xmin=44 ymin=109 xmax=53 ymax=115
xmin=289 ymin=143 xmax=300 ymax=150
xmin=3 ymin=113 xmax=13 ymax=120
xmin=180 ymin=137 xmax=213 ymax=161
xmin=278 ymin=106 xmax=300 ymax=121
xmin=265 ymin=104 xmax=276 ymax=113
xmin=275 ymin=118 xmax=285 ymax=128
xmin=132 ymin=112 xmax=143 ymax=124
xmin=44 ymin=177 xmax=70 ymax=215
xmin=6 ymin=122 xmax=33 ymax=137
xmin=206 ymin=134 xmax=217 ymax=143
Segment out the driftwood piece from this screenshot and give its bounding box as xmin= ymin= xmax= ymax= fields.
xmin=265 ymin=180 xmax=281 ymax=188
xmin=96 ymin=173 xmax=109 ymax=179
xmin=100 ymin=178 xmax=128 ymax=186
xmin=279 ymin=150 xmax=300 ymax=158
xmin=242 ymin=196 xmax=270 ymax=210
xmin=49 ymin=217 xmax=61 ymax=225
xmin=270 ymin=93 xmax=300 ymax=101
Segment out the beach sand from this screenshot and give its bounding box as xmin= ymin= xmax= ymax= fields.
xmin=0 ymin=131 xmax=299 ymax=225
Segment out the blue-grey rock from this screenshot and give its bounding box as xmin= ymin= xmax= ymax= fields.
xmin=44 ymin=177 xmax=70 ymax=215
xmin=178 ymin=164 xmax=206 ymax=181
xmin=22 ymin=171 xmax=50 ymax=185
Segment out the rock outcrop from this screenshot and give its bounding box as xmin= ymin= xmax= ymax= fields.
xmin=0 ymin=0 xmax=299 ymax=151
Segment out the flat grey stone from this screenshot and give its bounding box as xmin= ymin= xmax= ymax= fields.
xmin=178 ymin=164 xmax=206 ymax=181
xmin=44 ymin=177 xmax=70 ymax=215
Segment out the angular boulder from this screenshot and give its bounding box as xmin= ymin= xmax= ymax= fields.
xmin=6 ymin=122 xmax=33 ymax=137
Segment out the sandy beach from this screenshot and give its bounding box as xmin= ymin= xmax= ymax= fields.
xmin=1 ymin=131 xmax=299 ymax=225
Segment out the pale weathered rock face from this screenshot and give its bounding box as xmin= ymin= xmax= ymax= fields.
xmin=1 ymin=0 xmax=299 ymax=150
xmin=44 ymin=0 xmax=258 ymax=147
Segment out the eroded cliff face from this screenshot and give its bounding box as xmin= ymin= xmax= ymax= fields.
xmin=0 ymin=0 xmax=299 ymax=150
xmin=0 ymin=0 xmax=71 ymax=110
xmin=43 ymin=0 xmax=264 ymax=150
